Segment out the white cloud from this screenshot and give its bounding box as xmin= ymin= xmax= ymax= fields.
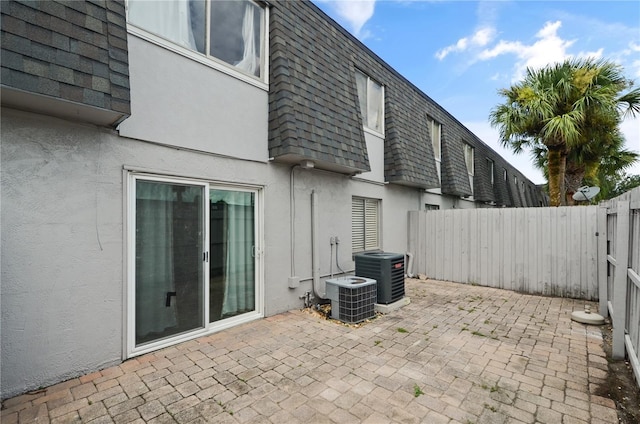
xmin=627 ymin=42 xmax=640 ymax=79
xmin=435 ymin=27 xmax=496 ymax=60
xmin=536 ymin=19 xmax=561 ymax=39
xmin=320 ymin=0 xmax=376 ymax=38
xmin=478 ymin=40 xmax=525 ymax=60
xmin=478 ymin=21 xmax=579 ymax=81
xmin=472 ymin=27 xmax=495 ymax=46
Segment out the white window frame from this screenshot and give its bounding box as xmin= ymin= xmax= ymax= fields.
xmin=126 ymin=172 xmax=264 ymax=358
xmin=427 ymin=116 xmax=442 ymax=182
xmin=463 ymin=143 xmax=474 ymax=196
xmin=126 ymin=0 xmax=269 ymax=90
xmin=352 ymin=197 xmax=381 ymax=253
xmin=355 ymin=69 xmax=385 ymax=136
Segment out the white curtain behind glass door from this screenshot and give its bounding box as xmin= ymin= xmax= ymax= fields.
xmin=210 ymin=190 xmax=255 ymax=317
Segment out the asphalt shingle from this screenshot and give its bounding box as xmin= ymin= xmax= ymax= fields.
xmin=270 ymin=0 xmax=542 ymax=197
xmin=0 ymin=0 xmax=130 ymax=116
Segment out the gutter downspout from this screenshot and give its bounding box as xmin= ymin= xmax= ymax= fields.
xmin=311 ymin=190 xmax=323 ymax=299
xmin=290 ymin=165 xmax=299 ymax=278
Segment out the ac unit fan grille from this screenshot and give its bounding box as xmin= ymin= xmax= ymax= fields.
xmin=338 ymin=284 xmax=376 ymax=324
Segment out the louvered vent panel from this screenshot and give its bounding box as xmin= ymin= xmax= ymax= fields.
xmin=352 ymin=198 xmax=365 ymax=252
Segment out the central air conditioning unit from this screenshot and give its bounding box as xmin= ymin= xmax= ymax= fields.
xmin=325 ymin=276 xmax=377 ymax=324
xmin=355 ymin=252 xmax=405 ymax=304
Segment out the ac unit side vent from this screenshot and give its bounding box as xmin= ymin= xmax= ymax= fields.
xmin=355 ymin=252 xmax=405 ymax=304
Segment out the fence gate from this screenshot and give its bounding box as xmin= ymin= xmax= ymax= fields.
xmin=600 ymin=187 xmax=640 ymax=386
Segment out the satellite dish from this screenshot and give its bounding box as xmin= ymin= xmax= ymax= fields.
xmin=572 ymin=186 xmax=600 ymax=202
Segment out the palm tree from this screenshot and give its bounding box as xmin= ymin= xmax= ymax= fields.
xmin=490 ymin=58 xmax=640 ymax=206
xmin=531 ymin=129 xmax=638 ymax=204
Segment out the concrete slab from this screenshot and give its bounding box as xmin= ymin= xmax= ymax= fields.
xmin=375 ymin=296 xmax=411 ymax=314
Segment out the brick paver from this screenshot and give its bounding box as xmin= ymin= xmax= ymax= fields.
xmin=2 ymin=279 xmax=619 ymax=423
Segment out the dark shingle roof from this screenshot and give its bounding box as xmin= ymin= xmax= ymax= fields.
xmin=269 ymin=1 xmax=370 ymax=174
xmin=472 ymin=144 xmax=497 ymax=203
xmin=1 ymin=0 xmax=130 ymax=122
xmin=269 ymin=0 xmax=543 ymax=198
xmin=440 ymin=127 xmax=472 ymax=196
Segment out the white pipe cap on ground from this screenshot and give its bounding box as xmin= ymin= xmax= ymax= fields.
xmin=571 ymin=305 xmax=605 ymax=325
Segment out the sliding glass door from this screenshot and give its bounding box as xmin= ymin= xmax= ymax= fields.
xmin=130 ymin=175 xmax=261 ymax=354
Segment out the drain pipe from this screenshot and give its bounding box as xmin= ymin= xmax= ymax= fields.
xmin=290 ymin=165 xmax=300 ymax=278
xmin=311 ymin=190 xmax=323 ymax=299
xmin=335 ymin=237 xmax=345 ymax=275
xmin=329 ymin=239 xmax=334 ymax=279
xmin=406 ymin=252 xmax=415 ymax=278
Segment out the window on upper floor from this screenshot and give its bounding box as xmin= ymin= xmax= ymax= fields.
xmin=487 ymin=159 xmax=495 ymax=186
xmin=427 ymin=116 xmax=442 ymax=181
xmin=355 ymin=70 xmax=384 ymax=135
xmin=463 ymin=143 xmax=474 ymax=195
xmin=127 ymin=0 xmax=266 ymax=81
xmin=352 ymin=197 xmax=380 ymax=253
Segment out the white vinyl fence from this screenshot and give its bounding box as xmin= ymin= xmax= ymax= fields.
xmin=408 ymin=206 xmax=600 ymax=300
xmin=600 ymin=187 xmax=640 ymax=383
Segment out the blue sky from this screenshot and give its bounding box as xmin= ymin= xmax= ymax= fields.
xmin=313 ymin=0 xmax=640 ymax=184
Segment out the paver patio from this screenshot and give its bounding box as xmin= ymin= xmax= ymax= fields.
xmin=2 ymin=279 xmax=618 ymax=423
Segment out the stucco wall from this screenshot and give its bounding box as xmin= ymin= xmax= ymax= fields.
xmin=1 ymin=110 xmax=125 ymax=397
xmin=269 ymin=166 xmax=420 ymax=301
xmin=357 ymin=132 xmax=385 ymax=184
xmin=118 ymin=35 xmax=268 ymax=162
xmin=1 ymin=108 xmax=423 ymax=398
xmin=0 ymin=109 xmax=282 ymax=398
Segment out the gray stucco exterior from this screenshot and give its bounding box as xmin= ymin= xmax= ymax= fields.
xmin=1 ymin=0 xmax=546 ymax=398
